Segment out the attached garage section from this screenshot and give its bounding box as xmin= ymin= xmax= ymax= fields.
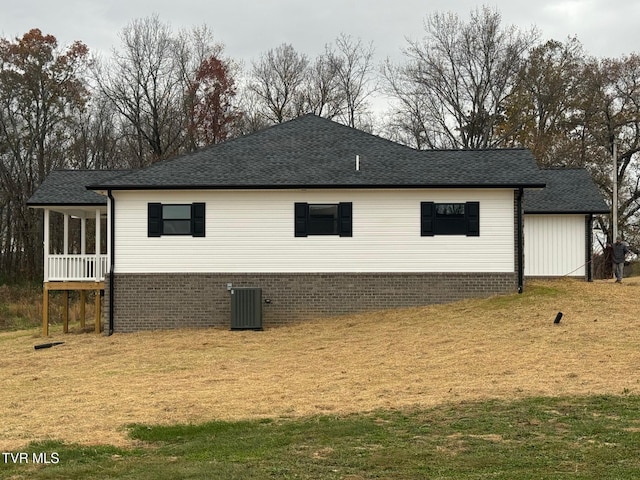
xmin=522 ymin=168 xmax=609 ymax=280
xmin=524 ymin=214 xmax=587 ymax=277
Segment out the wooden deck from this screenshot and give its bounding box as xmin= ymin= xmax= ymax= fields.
xmin=42 ymin=281 xmax=104 ymax=336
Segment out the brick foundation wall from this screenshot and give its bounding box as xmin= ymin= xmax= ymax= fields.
xmin=104 ymin=272 xmax=518 ymax=332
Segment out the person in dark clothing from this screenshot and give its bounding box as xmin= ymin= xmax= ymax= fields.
xmin=612 ymin=237 xmax=630 ymax=283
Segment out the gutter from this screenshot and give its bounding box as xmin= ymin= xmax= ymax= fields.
xmin=525 ymin=210 xmax=611 ymax=215
xmin=86 ymin=182 xmax=548 ymax=191
xmin=107 ymin=189 xmax=115 ymax=336
xmin=517 ymin=188 xmax=524 ymax=294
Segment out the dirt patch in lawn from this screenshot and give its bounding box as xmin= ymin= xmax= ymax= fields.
xmin=1 ymin=278 xmax=639 ymax=450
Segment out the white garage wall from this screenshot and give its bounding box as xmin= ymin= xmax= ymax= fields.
xmin=524 ymin=214 xmax=585 ymax=277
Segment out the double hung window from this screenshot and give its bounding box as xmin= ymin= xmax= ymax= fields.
xmin=421 ymin=201 xmax=479 ymax=236
xmin=148 ymin=203 xmax=206 ymax=237
xmin=294 ymin=202 xmax=352 ymax=237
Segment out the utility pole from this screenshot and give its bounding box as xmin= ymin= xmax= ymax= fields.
xmin=612 ymin=141 xmax=618 ymax=241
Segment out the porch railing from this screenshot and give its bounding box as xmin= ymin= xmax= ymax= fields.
xmin=47 ymin=254 xmax=108 ymax=282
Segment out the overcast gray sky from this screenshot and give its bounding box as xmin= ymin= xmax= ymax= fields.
xmin=1 ymin=0 xmax=638 ymax=66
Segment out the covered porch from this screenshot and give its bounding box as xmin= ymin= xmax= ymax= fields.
xmin=41 ymin=205 xmax=108 ymax=336
xmin=43 ymin=207 xmax=108 ymax=283
xmin=26 ymin=170 xmax=117 ymax=336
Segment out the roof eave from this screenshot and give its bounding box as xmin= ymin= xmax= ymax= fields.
xmin=27 ymin=201 xmax=107 ymax=208
xmin=524 ymin=209 xmax=610 ymax=215
xmin=88 ymin=182 xmax=548 ymax=191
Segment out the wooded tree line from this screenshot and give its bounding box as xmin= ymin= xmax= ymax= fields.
xmin=1 ymin=7 xmax=638 ymax=281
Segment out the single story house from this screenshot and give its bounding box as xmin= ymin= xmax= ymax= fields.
xmin=27 ymin=114 xmax=609 ymax=333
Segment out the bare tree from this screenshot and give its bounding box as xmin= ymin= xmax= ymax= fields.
xmin=246 ymin=35 xmax=375 ymax=129
xmin=95 ymin=16 xmax=233 ymax=167
xmin=232 ymin=85 xmax=272 ymax=135
xmin=385 ymin=7 xmax=537 ymax=148
xmin=95 ymin=16 xmax=185 ymax=166
xmin=67 ymin=93 xmax=123 ymax=170
xmin=248 ymin=43 xmax=309 ymax=124
xmin=381 ymin=58 xmax=447 ymax=149
xmin=298 ymin=53 xmax=343 ymax=119
xmin=326 ymin=34 xmax=376 ymax=128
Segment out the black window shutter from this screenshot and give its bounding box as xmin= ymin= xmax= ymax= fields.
xmin=338 ymin=202 xmax=353 ymax=237
xmin=192 ymin=203 xmax=206 ymax=237
xmin=421 ymin=202 xmax=435 ymax=236
xmin=466 ymin=201 xmax=480 ymax=236
xmin=294 ymin=203 xmax=308 ymax=237
xmin=148 ymin=203 xmax=162 ymax=237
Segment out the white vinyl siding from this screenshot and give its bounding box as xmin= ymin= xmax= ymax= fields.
xmin=113 ymin=189 xmax=515 ymax=273
xmin=524 ymin=214 xmax=585 ymax=277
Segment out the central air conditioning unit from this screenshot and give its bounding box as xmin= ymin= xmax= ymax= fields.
xmin=230 ymin=287 xmax=262 ymax=330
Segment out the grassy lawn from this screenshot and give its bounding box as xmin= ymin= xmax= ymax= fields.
xmin=0 ymin=283 xmax=43 ymax=330
xmin=3 ymin=395 xmax=640 ymax=479
xmin=2 ymin=278 xmax=640 ymax=478
xmin=0 ymin=283 xmax=99 ymax=331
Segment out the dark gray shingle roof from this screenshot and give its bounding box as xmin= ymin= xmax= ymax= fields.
xmin=524 ymin=169 xmax=609 ymax=214
xmin=88 ymin=114 xmax=546 ymax=190
xmin=26 ymin=170 xmax=122 ymax=206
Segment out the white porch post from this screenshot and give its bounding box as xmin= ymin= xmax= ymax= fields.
xmin=63 ymin=213 xmax=69 ymax=255
xmin=42 ymin=208 xmax=51 ymax=336
xmin=43 ymin=209 xmax=50 ymax=282
xmin=95 ymin=208 xmax=101 ymax=281
xmin=81 ymin=216 xmax=86 ymax=255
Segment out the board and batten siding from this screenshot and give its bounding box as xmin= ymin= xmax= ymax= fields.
xmin=524 ymin=214 xmax=585 ymax=277
xmin=112 ymin=189 xmax=515 ymax=274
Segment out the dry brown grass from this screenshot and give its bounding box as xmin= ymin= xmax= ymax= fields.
xmin=1 ymin=278 xmax=639 ymax=450
xmin=0 ymin=285 xmax=99 ymax=330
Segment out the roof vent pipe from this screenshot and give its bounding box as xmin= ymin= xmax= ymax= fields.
xmin=355 ymin=154 xmax=360 ymax=171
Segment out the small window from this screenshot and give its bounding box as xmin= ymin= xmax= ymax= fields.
xmin=295 ymin=202 xmax=352 ymax=237
xmin=148 ymin=203 xmax=205 ymax=237
xmin=162 ymin=205 xmax=192 ymax=234
xmin=308 ymin=204 xmax=338 ymax=235
xmin=421 ymin=201 xmax=479 ymax=236
xmin=435 ymin=203 xmax=467 ymax=235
